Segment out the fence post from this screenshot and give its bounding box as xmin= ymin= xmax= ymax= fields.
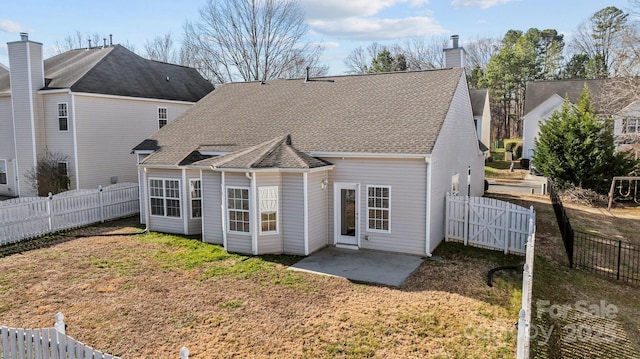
xmin=54 ymin=312 xmax=65 ymax=335
xmin=617 ymin=240 xmax=622 ymax=280
xmin=463 ymin=196 xmax=469 ymax=246
xmin=47 ymin=192 xmax=53 ymax=233
xmin=99 ymin=185 xmax=105 ymax=223
xmin=504 ymin=206 xmax=511 ymax=254
xmin=516 ymin=308 xmax=527 ymax=359
xmin=180 ymin=346 xmax=189 ymax=359
xmin=445 ymin=192 xmax=450 ymax=242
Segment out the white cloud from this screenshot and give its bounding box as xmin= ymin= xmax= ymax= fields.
xmin=300 ymin=0 xmax=431 ymax=20
xmin=450 ymin=0 xmax=516 ymax=9
xmin=308 ymin=17 xmax=447 ymax=41
xmin=0 ymin=20 xmax=24 ymax=33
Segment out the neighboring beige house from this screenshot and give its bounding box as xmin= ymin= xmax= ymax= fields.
xmin=133 ymin=68 xmax=485 ymax=257
xmin=522 ymin=78 xmax=640 ymax=163
xmin=0 ymin=33 xmax=213 ymax=197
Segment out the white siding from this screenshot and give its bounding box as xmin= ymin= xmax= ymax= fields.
xmin=72 ymin=95 xmax=192 ymax=189
xmin=41 ymin=93 xmax=76 ymax=188
xmin=429 ymin=73 xmax=485 ymax=254
xmin=145 ymin=169 xmax=185 ymax=234
xmin=480 ymin=91 xmax=491 ymax=150
xmin=0 ymin=96 xmax=16 ymax=196
xmin=307 ymin=170 xmax=330 ymax=254
xmin=202 ymin=171 xmax=223 ymax=244
xmin=256 ymin=172 xmax=283 ymax=254
xmin=522 ymin=94 xmax=564 ymax=160
xmin=325 ymin=157 xmax=427 ymax=256
xmin=282 ymin=173 xmax=305 ymax=255
xmin=224 ymin=173 xmax=252 ymax=254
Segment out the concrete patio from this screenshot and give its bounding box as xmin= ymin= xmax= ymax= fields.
xmin=289 ymin=247 xmax=424 ymax=287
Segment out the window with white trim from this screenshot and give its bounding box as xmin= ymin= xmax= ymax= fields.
xmin=158 ymin=107 xmax=168 ymax=129
xmin=451 ymin=173 xmax=460 ymax=196
xmin=0 ymin=159 xmax=6 ymax=185
xmin=623 ymin=118 xmax=640 ymax=134
xmin=367 ymin=186 xmax=390 ymax=232
xmin=58 ymin=103 xmax=68 ymax=131
xmin=190 ymin=179 xmax=202 ymax=219
xmin=227 ymin=187 xmax=250 ymax=233
xmin=149 ymin=179 xmax=181 ymax=217
xmin=259 ymin=186 xmax=278 ymax=234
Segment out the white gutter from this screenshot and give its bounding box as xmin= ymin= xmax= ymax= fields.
xmin=207 ymin=165 xmax=335 ymax=173
xmin=424 ymin=155 xmax=432 ymax=257
xmin=303 ymin=172 xmax=309 ymax=255
xmin=143 ymin=167 xmax=150 ymax=233
xmin=309 ymin=151 xmax=428 ymax=159
xmin=48 ymin=91 xmax=196 ymax=105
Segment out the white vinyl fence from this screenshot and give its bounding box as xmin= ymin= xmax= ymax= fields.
xmin=0 ymin=313 xmax=120 ymax=359
xmin=0 ymin=183 xmax=139 ymax=245
xmin=517 ymin=219 xmax=536 ymax=359
xmin=445 ymin=194 xmax=535 ymax=254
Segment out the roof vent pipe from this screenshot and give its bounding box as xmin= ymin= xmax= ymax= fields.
xmin=451 ymin=35 xmax=459 ymax=49
xmin=88 ymin=39 xmax=92 ymax=49
xmin=109 ymin=34 xmax=113 ymax=46
xmin=103 ymin=38 xmax=107 ymax=47
xmin=20 ymin=32 xmax=28 ymax=41
xmin=305 ymin=67 xmax=310 ymax=82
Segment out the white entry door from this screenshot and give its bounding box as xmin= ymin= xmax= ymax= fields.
xmin=334 ymin=183 xmax=359 ymax=246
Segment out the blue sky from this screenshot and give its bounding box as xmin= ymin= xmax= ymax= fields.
xmin=0 ymin=0 xmax=632 ymax=75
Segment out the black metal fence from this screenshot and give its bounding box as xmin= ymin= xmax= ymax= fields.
xmin=548 ymin=179 xmax=574 ymax=267
xmin=574 ymin=231 xmax=640 ymax=284
xmin=547 ymin=179 xmax=639 ymax=285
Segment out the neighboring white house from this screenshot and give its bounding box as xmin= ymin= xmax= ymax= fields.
xmin=470 ymin=88 xmax=491 ymax=155
xmin=522 ymin=78 xmax=640 ymax=161
xmin=133 ymin=68 xmax=485 ymax=257
xmin=0 ymin=33 xmax=213 ymax=197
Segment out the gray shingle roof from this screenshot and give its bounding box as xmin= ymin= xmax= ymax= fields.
xmin=192 ymin=135 xmax=332 ymax=169
xmin=0 ymin=45 xmax=213 ymax=102
xmin=137 ymin=68 xmax=465 ymax=166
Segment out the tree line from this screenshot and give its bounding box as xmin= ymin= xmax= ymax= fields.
xmin=56 ymin=2 xmax=640 ymax=141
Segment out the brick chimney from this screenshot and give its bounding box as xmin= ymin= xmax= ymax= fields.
xmin=443 ymin=35 xmax=466 ymax=68
xmin=7 ymin=32 xmax=45 ymax=196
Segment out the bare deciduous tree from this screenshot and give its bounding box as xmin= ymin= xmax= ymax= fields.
xmin=55 ymin=31 xmax=107 ymax=53
xmin=145 ymin=33 xmax=178 ymax=63
xmin=344 ymin=43 xmax=381 ymax=74
xmin=402 ymin=36 xmax=448 ymax=70
xmin=465 ymin=36 xmax=501 ymax=71
xmin=181 ymin=0 xmax=325 ymax=84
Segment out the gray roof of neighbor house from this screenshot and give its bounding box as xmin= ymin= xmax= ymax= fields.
xmin=469 ymin=88 xmax=487 ymax=117
xmin=0 ymin=45 xmax=213 ymax=102
xmin=135 ymin=68 xmax=466 ymax=166
xmin=522 ymin=78 xmax=637 ymax=115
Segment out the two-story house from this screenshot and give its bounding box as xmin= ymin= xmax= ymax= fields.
xmin=0 ymin=33 xmax=213 ymax=197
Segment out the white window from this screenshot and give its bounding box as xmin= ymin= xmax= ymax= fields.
xmin=451 ymin=173 xmax=460 ymax=196
xmin=149 ymin=178 xmax=181 ymax=217
xmin=158 ymin=107 xmax=168 ymax=129
xmin=190 ymin=179 xmax=202 ymax=219
xmin=58 ymin=103 xmax=68 ymax=131
xmin=259 ymin=186 xmax=278 ymax=234
xmin=227 ymin=187 xmax=250 ymax=233
xmin=0 ymin=159 xmax=6 ymax=185
xmin=624 ymin=118 xmax=640 ymax=134
xmin=367 ymin=186 xmax=390 ymax=232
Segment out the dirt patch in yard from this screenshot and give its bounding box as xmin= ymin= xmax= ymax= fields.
xmin=0 ymin=223 xmax=521 ymax=358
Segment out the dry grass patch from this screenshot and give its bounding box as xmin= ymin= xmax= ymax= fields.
xmin=0 ymin=223 xmax=523 ymax=358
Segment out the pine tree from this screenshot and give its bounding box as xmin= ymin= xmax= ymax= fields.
xmin=533 ymin=85 xmax=637 ymax=193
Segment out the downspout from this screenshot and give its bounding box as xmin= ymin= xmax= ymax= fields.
xmin=247 ymin=171 xmax=258 ymax=255
xmin=425 ymin=155 xmax=433 ymax=257
xmin=220 ymin=169 xmax=227 ymax=250
xmin=200 ymin=169 xmax=204 ymax=240
xmin=71 ymin=93 xmax=80 ymax=189
xmin=303 ymin=172 xmax=309 ymax=255
xmin=182 ymin=168 xmax=188 ymax=234
xmin=143 ymin=167 xmax=150 ymax=233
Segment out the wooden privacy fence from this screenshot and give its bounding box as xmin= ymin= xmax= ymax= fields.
xmin=0 ymin=183 xmax=139 ymax=245
xmin=0 ymin=313 xmax=119 ymax=359
xmin=445 ymin=193 xmax=535 ymax=255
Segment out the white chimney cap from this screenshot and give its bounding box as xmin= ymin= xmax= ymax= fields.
xmin=20 ymin=32 xmax=29 ymax=41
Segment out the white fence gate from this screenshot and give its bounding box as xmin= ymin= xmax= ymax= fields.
xmin=445 ymin=193 xmax=535 ymax=255
xmin=0 ymin=313 xmax=119 ymax=359
xmin=0 ymin=183 xmax=139 ymax=245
